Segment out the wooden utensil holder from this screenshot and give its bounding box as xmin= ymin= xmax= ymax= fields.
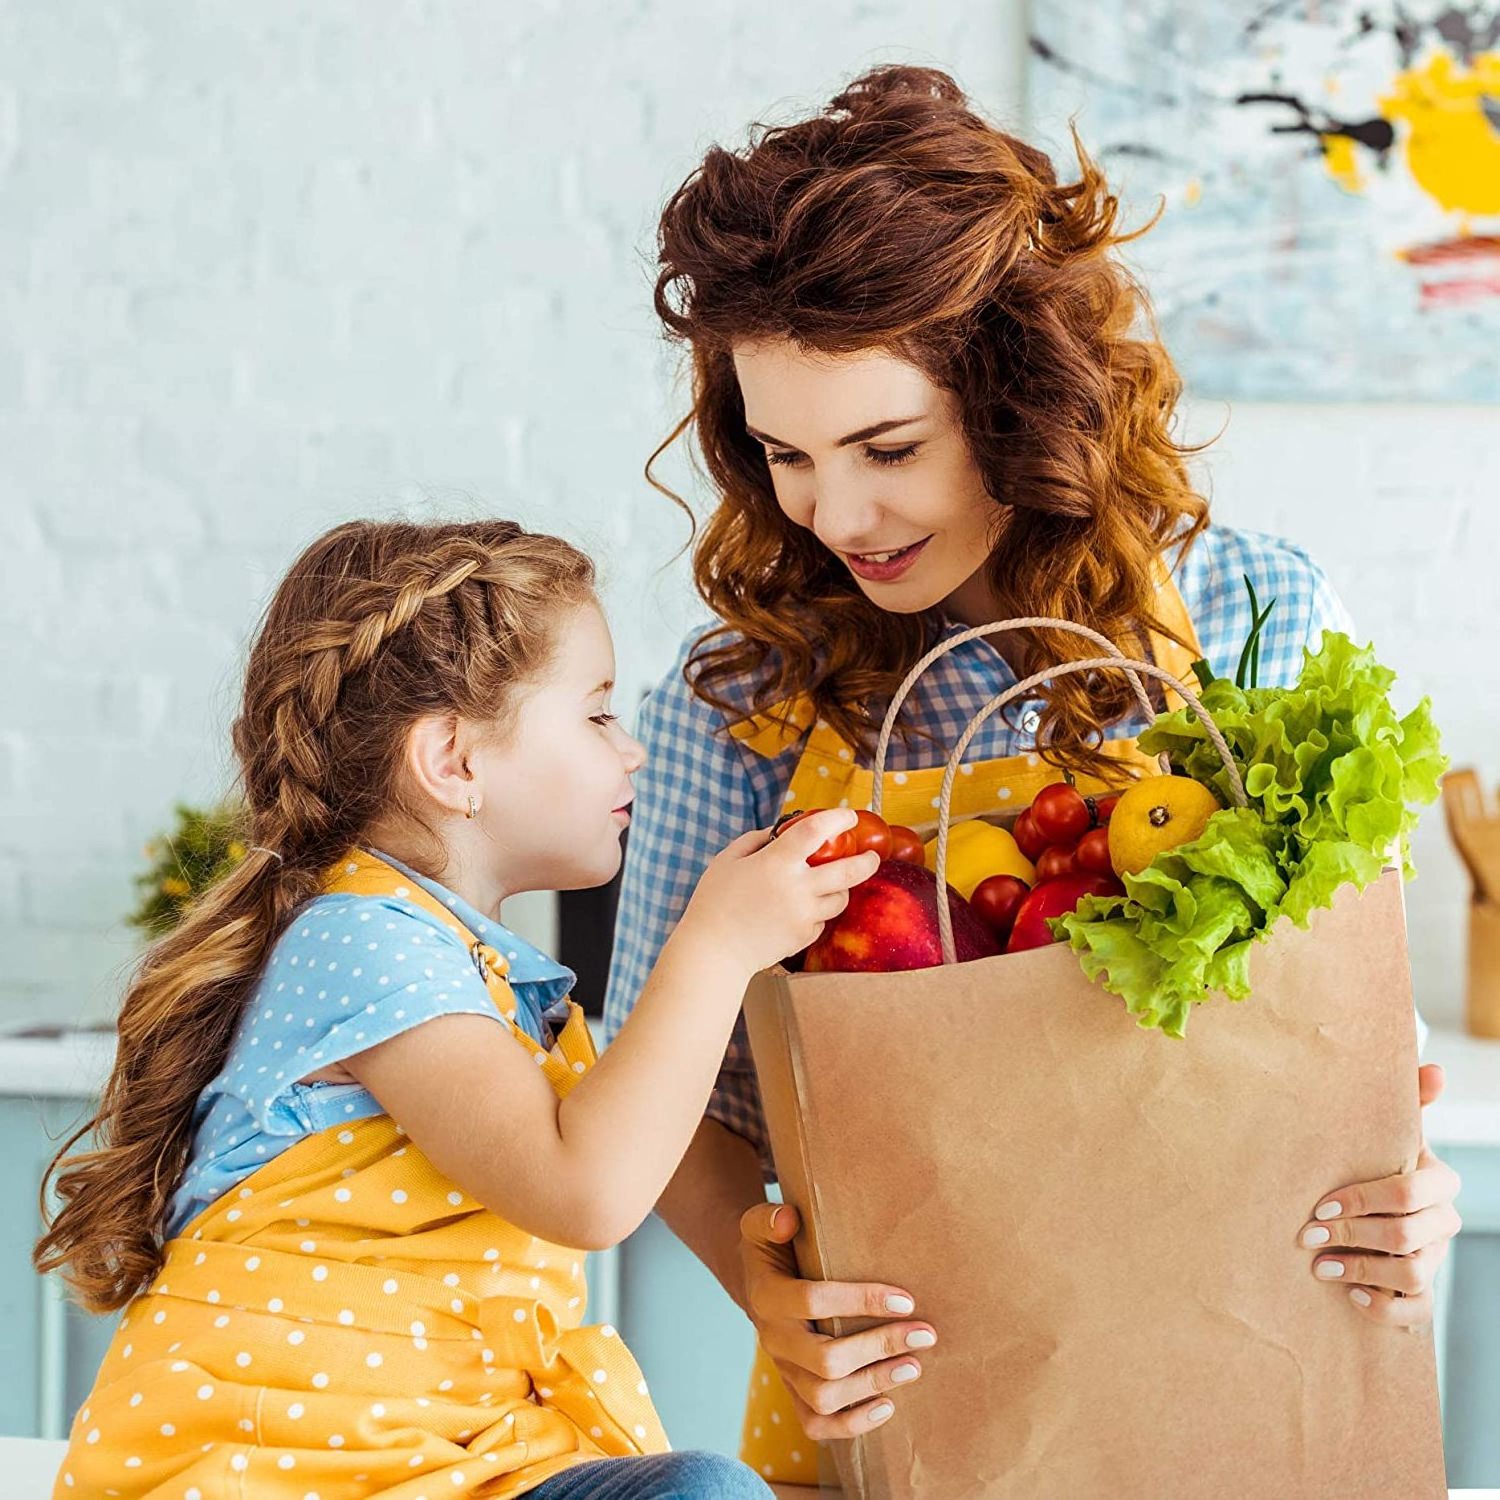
xmin=1468 ymin=897 xmax=1500 ymax=1039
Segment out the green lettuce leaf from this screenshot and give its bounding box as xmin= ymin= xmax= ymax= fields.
xmin=1055 ymin=632 xmax=1445 ymax=1036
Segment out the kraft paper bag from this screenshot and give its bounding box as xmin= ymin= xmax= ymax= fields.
xmin=745 ymin=869 xmax=1445 ymax=1500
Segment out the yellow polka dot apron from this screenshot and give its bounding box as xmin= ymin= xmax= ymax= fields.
xmin=56 ymin=849 xmax=667 ymax=1499
xmin=733 ymin=579 xmax=1204 ymax=1486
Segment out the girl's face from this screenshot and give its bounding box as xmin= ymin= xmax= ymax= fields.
xmin=471 ymin=602 xmax=645 ymax=895
xmin=731 ymin=340 xmax=1000 ymax=621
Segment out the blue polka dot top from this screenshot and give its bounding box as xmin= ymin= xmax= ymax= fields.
xmin=165 ymin=848 xmax=575 ymax=1238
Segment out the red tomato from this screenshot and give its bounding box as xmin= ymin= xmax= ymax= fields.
xmin=1091 ymin=793 xmax=1121 ymax=825
xmin=1005 ymin=872 xmax=1125 ymax=953
xmin=1075 ymin=826 xmax=1114 ymax=876
xmin=850 ymin=810 xmax=893 ymax=860
xmin=886 ymin=824 xmax=926 ymax=865
xmin=1035 ymin=842 xmax=1077 ymax=881
xmin=1031 ymin=782 xmax=1092 ymax=845
xmin=771 ymin=809 xmax=857 ymax=866
xmin=1013 ymin=807 xmax=1049 ymax=863
xmin=970 ymin=874 xmax=1029 ymax=942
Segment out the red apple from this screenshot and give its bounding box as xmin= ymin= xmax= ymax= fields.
xmin=1005 ymin=872 xmax=1124 ymax=954
xmin=804 ymin=858 xmax=1001 ymax=973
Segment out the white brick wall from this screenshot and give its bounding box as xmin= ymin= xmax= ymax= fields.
xmin=1 ymin=2 xmax=1489 ymax=1030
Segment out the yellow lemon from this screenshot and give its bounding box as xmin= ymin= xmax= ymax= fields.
xmin=924 ymin=819 xmax=1035 ymax=899
xmin=1107 ymin=775 xmax=1221 ymax=876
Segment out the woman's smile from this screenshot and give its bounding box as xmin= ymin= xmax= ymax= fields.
xmin=841 ymin=535 xmax=933 ymax=583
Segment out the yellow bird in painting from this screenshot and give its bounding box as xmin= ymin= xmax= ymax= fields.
xmin=1378 ymin=50 xmax=1500 ymax=218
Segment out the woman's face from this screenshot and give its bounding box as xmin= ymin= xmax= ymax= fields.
xmin=731 ymin=340 xmax=999 ymax=619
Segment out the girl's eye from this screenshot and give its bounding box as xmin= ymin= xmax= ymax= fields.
xmin=866 ymin=444 xmax=920 ymax=466
xmin=764 ymin=448 xmax=805 ymax=468
xmin=589 ymin=713 xmax=619 ymax=727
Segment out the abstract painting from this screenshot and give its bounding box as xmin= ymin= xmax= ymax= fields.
xmin=1028 ymin=2 xmax=1500 ymax=400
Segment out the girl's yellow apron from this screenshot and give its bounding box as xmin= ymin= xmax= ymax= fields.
xmin=734 ymin=581 xmax=1204 ymax=1485
xmin=57 ymin=849 xmax=667 ymax=1499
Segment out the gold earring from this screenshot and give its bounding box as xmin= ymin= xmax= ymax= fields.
xmin=466 ymin=795 xmax=479 ymax=820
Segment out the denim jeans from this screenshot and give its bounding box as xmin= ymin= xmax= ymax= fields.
xmin=528 ymin=1449 xmax=776 ymax=1499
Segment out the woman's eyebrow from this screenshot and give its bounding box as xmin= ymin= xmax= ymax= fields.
xmin=745 ymin=416 xmax=926 ymax=449
xmin=586 ymin=678 xmax=614 ymax=697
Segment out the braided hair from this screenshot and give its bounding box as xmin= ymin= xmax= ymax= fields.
xmin=35 ymin=519 xmax=596 ymax=1311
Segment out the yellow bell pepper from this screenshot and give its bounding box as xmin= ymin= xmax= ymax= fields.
xmin=924 ymin=819 xmax=1036 ymax=900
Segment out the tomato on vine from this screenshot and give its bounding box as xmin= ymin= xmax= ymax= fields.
xmin=1031 ymin=783 xmax=1092 ymax=845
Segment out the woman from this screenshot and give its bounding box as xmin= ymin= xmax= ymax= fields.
xmin=604 ymin=65 xmax=1461 ymax=1486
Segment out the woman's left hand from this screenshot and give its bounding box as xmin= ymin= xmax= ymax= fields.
xmin=1300 ymin=1063 xmax=1462 ymax=1327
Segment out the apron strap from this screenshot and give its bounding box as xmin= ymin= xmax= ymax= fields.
xmin=1147 ymin=551 xmax=1205 ymax=702
xmin=323 ymin=849 xmax=595 ymax=1091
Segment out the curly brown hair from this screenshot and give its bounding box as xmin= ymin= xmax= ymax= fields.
xmin=650 ymin=64 xmax=1208 ymax=772
xmin=35 ymin=520 xmax=596 ymax=1312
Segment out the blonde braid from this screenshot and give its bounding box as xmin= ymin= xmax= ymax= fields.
xmin=240 ymin=541 xmax=521 ymax=862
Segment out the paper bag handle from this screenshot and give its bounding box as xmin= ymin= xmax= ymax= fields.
xmin=871 ymin=618 xmax=1169 ymax=816
xmin=932 ymin=656 xmax=1248 ymax=964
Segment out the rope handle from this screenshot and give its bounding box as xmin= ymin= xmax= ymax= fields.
xmin=871 ymin=618 xmax=1171 ymax=817
xmin=931 ymin=656 xmax=1248 ymax=965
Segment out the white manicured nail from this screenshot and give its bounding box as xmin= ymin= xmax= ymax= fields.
xmin=1301 ymin=1226 xmax=1331 ymax=1247
xmin=891 ymin=1363 xmax=920 ymax=1384
xmin=868 ymin=1402 xmax=895 ymax=1425
xmin=885 ymin=1295 xmax=915 ymax=1315
xmin=1316 ymin=1260 xmax=1346 ymax=1279
xmin=905 ymin=1330 xmax=936 ymax=1349
xmin=1315 ymin=1201 xmax=1342 ymax=1221
xmin=1349 ymin=1288 xmax=1372 ymax=1308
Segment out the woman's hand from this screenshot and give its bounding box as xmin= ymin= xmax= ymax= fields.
xmin=1300 ymin=1063 xmax=1462 ymax=1326
xmin=678 ymin=811 xmax=880 ymax=979
xmin=738 ymin=1202 xmax=937 ymax=1439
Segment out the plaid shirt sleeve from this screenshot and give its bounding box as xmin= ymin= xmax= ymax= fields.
xmin=1177 ymin=526 xmax=1354 ymax=690
xmin=603 ymin=630 xmax=790 ymax=1171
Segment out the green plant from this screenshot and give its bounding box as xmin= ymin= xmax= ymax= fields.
xmin=129 ymin=800 xmax=251 ymax=939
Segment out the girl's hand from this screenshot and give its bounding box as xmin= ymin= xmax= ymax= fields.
xmin=679 ymin=811 xmax=880 ymax=978
xmin=738 ymin=1202 xmax=937 ymax=1440
xmin=1300 ymin=1063 xmax=1462 ymax=1327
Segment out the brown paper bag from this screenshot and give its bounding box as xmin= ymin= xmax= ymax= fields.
xmin=744 ymin=626 xmax=1445 ymax=1500
xmin=747 ymin=873 xmax=1443 ymax=1500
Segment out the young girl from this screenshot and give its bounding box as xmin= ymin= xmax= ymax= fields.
xmin=35 ymin=519 xmax=876 ymax=1499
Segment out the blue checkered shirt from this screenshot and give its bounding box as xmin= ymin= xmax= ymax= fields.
xmin=603 ymin=526 xmax=1352 ymax=1172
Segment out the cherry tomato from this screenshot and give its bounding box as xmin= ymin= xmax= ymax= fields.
xmin=970 ymin=874 xmax=1030 ymax=942
xmin=1031 ymin=783 xmax=1092 ymax=845
xmin=1075 ymin=826 xmax=1114 ymax=876
xmin=1092 ymin=793 xmax=1121 ymax=825
xmin=1013 ymin=807 xmax=1049 ymax=863
xmin=850 ymin=810 xmax=893 ymax=860
xmin=1035 ymin=842 xmax=1077 ymax=881
xmin=886 ymin=824 xmax=926 ymax=865
xmin=771 ymin=809 xmax=857 ymax=866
